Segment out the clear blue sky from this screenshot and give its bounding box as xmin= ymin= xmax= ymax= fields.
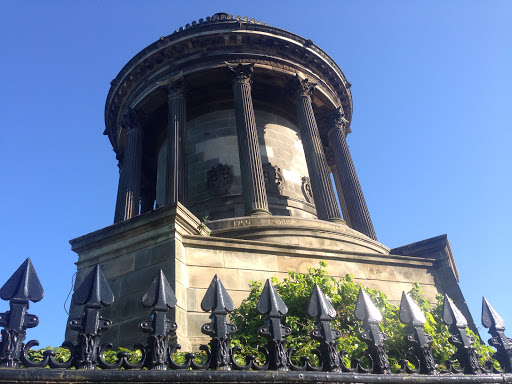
xmin=1 ymin=1 xmax=511 ymax=347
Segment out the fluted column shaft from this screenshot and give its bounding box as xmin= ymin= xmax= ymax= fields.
xmin=120 ymin=109 xmax=143 ymax=221
xmin=331 ymin=165 xmax=352 ymax=227
xmin=113 ymin=156 xmax=125 ymax=223
xmin=294 ymin=76 xmax=341 ymax=221
xmin=166 ymin=78 xmax=187 ymax=205
xmin=328 ymin=108 xmax=377 ymax=240
xmin=229 ymin=63 xmax=270 ymax=216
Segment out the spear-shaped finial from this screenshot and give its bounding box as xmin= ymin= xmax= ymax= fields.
xmin=354 ymin=288 xmax=390 ymax=374
xmin=68 ymin=265 xmax=114 ymax=369
xmin=200 ymin=275 xmax=236 ymax=370
xmin=256 ymin=279 xmax=291 ymax=371
xmin=0 ymin=258 xmax=44 ymax=367
xmin=139 ymin=270 xmax=178 ymax=370
xmin=307 ymin=284 xmax=341 ymax=371
xmin=482 ymin=297 xmax=512 ymax=373
xmin=0 ymin=258 xmax=44 ymax=304
xmin=399 ymin=292 xmax=437 ymax=375
xmin=442 ymin=294 xmax=481 ymax=374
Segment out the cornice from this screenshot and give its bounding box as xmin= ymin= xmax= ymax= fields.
xmin=105 ymin=14 xmax=353 ymax=151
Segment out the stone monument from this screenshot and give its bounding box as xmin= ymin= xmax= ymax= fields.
xmin=67 ymin=13 xmax=471 ymax=350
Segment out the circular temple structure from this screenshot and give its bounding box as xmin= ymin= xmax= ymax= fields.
xmin=107 ymin=12 xmax=376 ymax=240
xmin=68 ymin=13 xmax=468 ymax=349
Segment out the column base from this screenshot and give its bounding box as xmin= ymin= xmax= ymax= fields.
xmin=246 ymin=208 xmax=272 ymax=216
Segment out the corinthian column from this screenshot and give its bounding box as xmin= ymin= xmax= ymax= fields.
xmin=294 ymin=75 xmax=341 ymax=222
xmin=120 ymin=108 xmax=143 ymax=221
xmin=326 ymin=148 xmax=352 ymax=227
xmin=228 ymin=63 xmax=270 ymax=216
xmin=328 ymin=107 xmax=377 ymax=240
xmin=166 ymin=77 xmax=187 ymax=205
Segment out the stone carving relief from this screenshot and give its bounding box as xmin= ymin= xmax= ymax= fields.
xmin=263 ymin=162 xmax=284 ymax=194
xmin=227 ymin=62 xmax=254 ymax=86
xmin=294 ymin=74 xmax=317 ymax=98
xmin=207 ymin=164 xmax=233 ymax=196
xmin=301 ymin=176 xmax=314 ymax=203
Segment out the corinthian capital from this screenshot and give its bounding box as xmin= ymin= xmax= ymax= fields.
xmin=120 ymin=108 xmax=141 ymax=132
xmin=294 ymin=74 xmax=317 ymax=98
xmin=227 ymin=62 xmax=254 ymax=85
xmin=330 ymin=106 xmax=351 ymax=135
xmin=167 ymin=76 xmax=186 ymax=99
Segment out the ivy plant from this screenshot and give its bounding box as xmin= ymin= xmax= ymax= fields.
xmin=230 ymin=262 xmax=494 ymax=371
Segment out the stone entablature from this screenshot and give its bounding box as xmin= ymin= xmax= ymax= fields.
xmin=105 ymin=14 xmax=353 ymax=149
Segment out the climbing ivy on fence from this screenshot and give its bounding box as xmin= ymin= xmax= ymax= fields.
xmin=27 ymin=262 xmax=494 ymax=371
xmin=229 ymin=262 xmax=494 ymax=371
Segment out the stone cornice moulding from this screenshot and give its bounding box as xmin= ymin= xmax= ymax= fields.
xmin=112 ymin=55 xmax=341 ymax=154
xmin=70 ymin=203 xmax=203 ymax=257
xmin=182 ymin=236 xmax=435 ymax=269
xmin=105 ymin=20 xmax=353 ymax=149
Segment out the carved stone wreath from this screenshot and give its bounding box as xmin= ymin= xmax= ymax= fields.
xmin=301 ymin=176 xmax=314 ymax=203
xmin=207 ymin=164 xmax=233 ymax=196
xmin=263 ymin=162 xmax=284 ymax=194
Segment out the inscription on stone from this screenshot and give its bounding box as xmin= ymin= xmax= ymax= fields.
xmin=207 ymin=163 xmax=233 ymax=196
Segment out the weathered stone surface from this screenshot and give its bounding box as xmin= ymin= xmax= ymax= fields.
xmin=98 ymin=255 xmax=135 ymax=280
xmin=363 ymin=264 xmax=398 ymax=282
xmin=277 ymin=257 xmax=367 ymax=279
xmin=187 ymin=266 xmax=239 ymax=291
xmin=354 ymin=279 xmax=392 ymax=298
xmin=228 ymin=290 xmax=251 ymax=308
xmin=119 ymin=263 xmax=172 ymax=297
xmin=237 ymin=270 xmax=288 ymax=291
xmin=186 ymin=312 xmax=211 ymax=337
xmin=186 ymin=248 xmax=224 ymax=267
xmin=393 ymin=265 xmax=435 ymax=284
xmin=388 ymin=282 xmax=438 ymax=303
xmin=186 ymin=288 xmax=198 ymax=312
xmin=184 ymin=109 xmax=317 ymax=221
xmin=224 ymin=251 xmax=278 ymax=271
xmin=175 ymin=280 xmax=187 ymax=309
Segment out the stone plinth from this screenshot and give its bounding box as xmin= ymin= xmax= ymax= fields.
xmin=68 ymin=205 xmax=469 ymax=350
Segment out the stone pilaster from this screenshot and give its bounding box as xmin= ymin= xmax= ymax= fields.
xmin=120 ymin=108 xmax=143 ymax=221
xmin=229 ymin=63 xmax=270 ymax=216
xmin=113 ymin=155 xmax=125 ymax=224
xmin=294 ymin=75 xmax=341 ymax=221
xmin=166 ymin=77 xmax=187 ymax=205
xmin=328 ymin=107 xmax=377 ymax=240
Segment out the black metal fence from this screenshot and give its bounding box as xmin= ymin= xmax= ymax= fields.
xmin=0 ymin=258 xmax=511 ymax=384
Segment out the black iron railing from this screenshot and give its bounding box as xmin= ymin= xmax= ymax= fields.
xmin=0 ymin=258 xmax=511 ymax=384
